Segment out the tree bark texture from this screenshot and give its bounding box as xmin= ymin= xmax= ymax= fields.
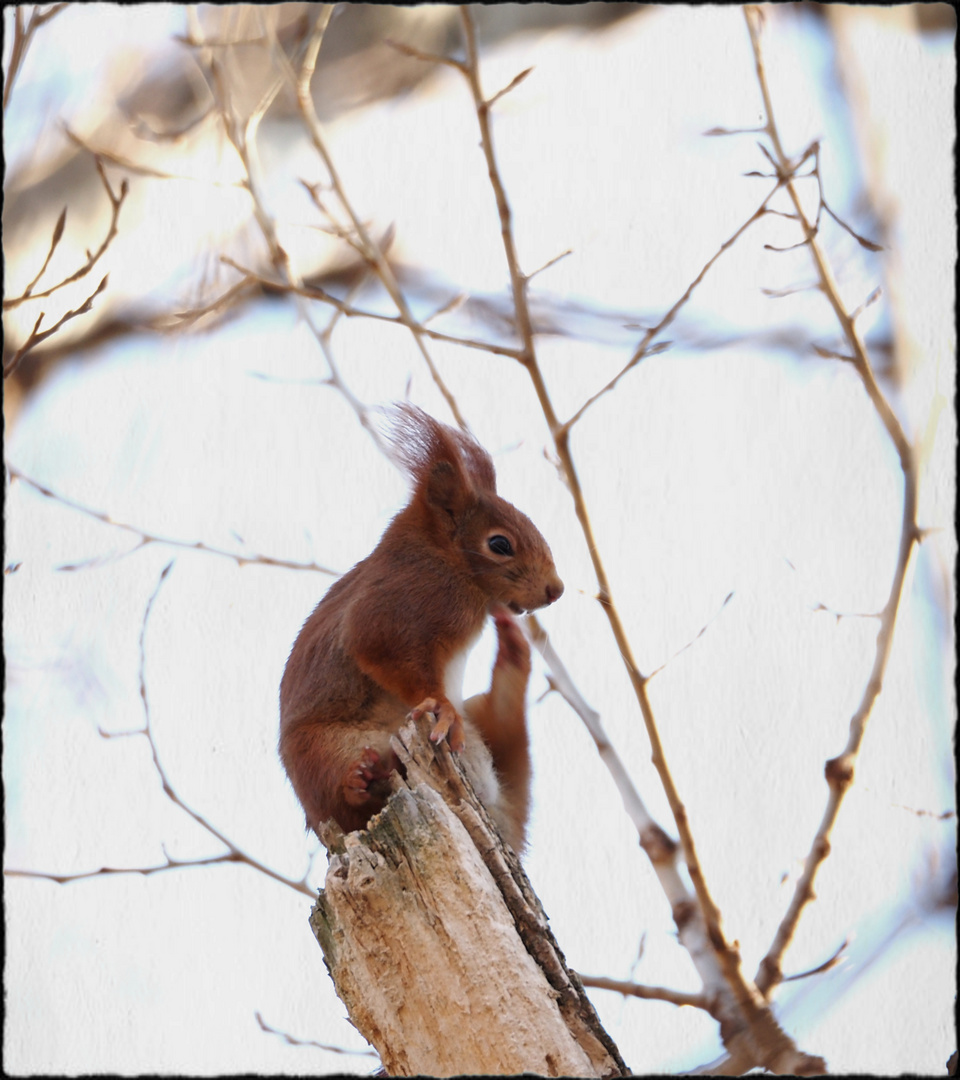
xmin=310 ymin=720 xmax=630 ymax=1077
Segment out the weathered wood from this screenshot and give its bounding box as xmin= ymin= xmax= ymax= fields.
xmin=310 ymin=720 xmax=629 ymax=1077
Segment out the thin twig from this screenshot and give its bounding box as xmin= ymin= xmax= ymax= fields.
xmin=217 ymin=256 xmax=525 ymax=361
xmin=254 ymin=1012 xmax=377 ymax=1057
xmin=4 ymin=275 xmax=109 ymax=378
xmin=3 ymin=3 xmax=68 ymax=111
xmin=782 ymin=938 xmax=848 ymax=983
xmin=578 ymin=975 xmax=709 ymax=1010
xmin=162 ymin=274 xmax=261 ymax=330
xmin=563 ymin=184 xmax=782 ymax=432
xmin=17 ymin=206 xmax=68 ymax=301
xmin=63 ymin=125 xmax=246 ymax=186
xmin=743 ymin=4 xmax=919 ymax=1000
xmin=384 ymin=36 xmax=466 ymax=73
xmin=4 ymin=155 xmax=129 ymax=311
xmin=643 ymin=591 xmax=735 ymax=681
xmin=6 ymin=853 xmax=247 ymax=885
xmin=8 ymin=467 xmax=338 ymax=575
xmin=5 ymin=561 xmax=317 ymax=898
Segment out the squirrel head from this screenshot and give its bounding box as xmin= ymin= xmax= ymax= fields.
xmin=387 ymin=405 xmax=564 ymax=614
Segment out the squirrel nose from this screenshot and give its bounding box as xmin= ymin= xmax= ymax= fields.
xmin=545 ymin=579 xmax=564 ymax=605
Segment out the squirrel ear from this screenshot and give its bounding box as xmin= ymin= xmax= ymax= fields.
xmin=424 ymin=460 xmax=469 ymax=516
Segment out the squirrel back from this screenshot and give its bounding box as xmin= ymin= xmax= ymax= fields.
xmin=279 ymin=405 xmax=563 ymax=851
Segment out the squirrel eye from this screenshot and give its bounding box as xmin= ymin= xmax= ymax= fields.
xmin=487 ymin=534 xmax=513 ymax=557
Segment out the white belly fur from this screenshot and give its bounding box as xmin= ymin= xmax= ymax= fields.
xmin=442 ymin=645 xmax=470 ymax=714
xmin=443 ymin=633 xmax=500 ymax=811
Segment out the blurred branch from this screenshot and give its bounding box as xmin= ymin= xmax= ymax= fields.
xmin=63 ymin=124 xmax=246 ymax=186
xmin=188 ymin=7 xmax=395 ymax=454
xmin=457 ymin=9 xmax=822 ymax=1073
xmin=4 ymin=561 xmax=317 ymax=899
xmin=4 ymin=154 xmax=130 ymax=379
xmin=4 ymin=274 xmax=108 ymax=379
xmin=161 ymin=272 xmax=262 ymax=331
xmin=385 ymin=36 xmax=466 ymax=73
xmin=781 ymin=938 xmax=849 ymax=983
xmin=2 ymin=3 xmax=68 ymax=111
xmin=4 ymin=156 xmax=128 ymax=312
xmin=15 ymin=206 xmax=67 ymax=300
xmin=743 ymin=4 xmax=920 ymax=1000
xmin=8 ymin=467 xmax=339 ymax=575
xmin=216 ymin=256 xmax=525 ymax=361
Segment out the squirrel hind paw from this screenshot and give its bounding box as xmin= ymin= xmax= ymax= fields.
xmin=342 ymin=746 xmax=399 ymax=808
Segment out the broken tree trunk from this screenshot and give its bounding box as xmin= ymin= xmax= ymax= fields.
xmin=309 ymin=719 xmax=630 ymax=1077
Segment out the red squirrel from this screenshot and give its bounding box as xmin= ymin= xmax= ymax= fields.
xmin=279 ymin=405 xmax=563 ymax=854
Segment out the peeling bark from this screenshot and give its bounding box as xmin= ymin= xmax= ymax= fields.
xmin=310 ymin=720 xmax=629 ymax=1078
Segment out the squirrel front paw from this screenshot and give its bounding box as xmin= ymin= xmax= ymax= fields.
xmin=409 ymin=697 xmax=465 ymax=753
xmin=342 ymin=747 xmax=399 ymax=808
xmin=491 ymin=606 xmax=532 ymax=674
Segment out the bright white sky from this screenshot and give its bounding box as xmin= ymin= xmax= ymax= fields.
xmin=3 ymin=5 xmax=955 ymax=1076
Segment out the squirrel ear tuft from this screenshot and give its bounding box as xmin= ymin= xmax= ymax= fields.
xmin=385 ymin=403 xmax=497 ymax=500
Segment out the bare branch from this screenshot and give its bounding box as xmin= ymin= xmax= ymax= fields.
xmin=4 ymin=274 xmax=109 ymax=378
xmin=890 ymin=804 xmax=956 ymax=821
xmin=459 ymin=10 xmax=822 ymax=1071
xmin=703 ymin=124 xmax=768 ymax=137
xmin=63 ymin=125 xmax=246 ymax=186
xmin=782 ymin=938 xmax=849 ymax=983
xmin=849 ymin=286 xmax=882 ymax=323
xmin=217 ymin=256 xmax=525 ymax=361
xmin=764 ymin=236 xmax=813 ymax=253
xmin=811 ymin=343 xmax=857 ymax=364
xmin=282 ymin=16 xmax=469 ymax=430
xmin=423 ymin=292 xmax=467 ymax=324
xmin=578 ymin=974 xmax=709 ymax=1011
xmin=644 ymin=591 xmax=735 ymax=681
xmin=5 ymin=853 xmax=246 ymax=885
xmin=822 ymin=199 xmax=884 ymax=251
xmin=384 ymin=37 xmax=466 ymax=74
xmin=14 ymin=206 xmax=68 ymax=302
xmin=8 ymin=467 xmax=338 ymax=575
xmin=3 ymin=154 xmax=129 ymax=312
xmin=160 ymin=275 xmax=262 ymax=331
xmin=3 ymin=3 xmax=68 ymax=111
xmin=806 ymin=142 xmax=884 ymax=252
xmin=6 ymin=562 xmax=316 ymax=899
xmin=254 ymin=1012 xmax=377 ymax=1057
xmin=527 ymin=248 xmax=573 ymax=283
xmin=564 ymin=185 xmax=780 ymax=430
xmin=761 ymin=281 xmax=821 ymax=299
xmin=487 ymin=65 xmax=534 ymax=109
xmin=744 ymin=4 xmax=919 ymax=1000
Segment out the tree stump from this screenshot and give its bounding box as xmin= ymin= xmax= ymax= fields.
xmin=310 ymin=719 xmax=630 ymax=1077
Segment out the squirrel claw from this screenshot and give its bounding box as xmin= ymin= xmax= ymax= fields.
xmin=430 ymin=710 xmax=465 ymax=753
xmin=343 ymin=747 xmax=396 ymax=808
xmin=408 ymin=697 xmax=439 ymax=723
xmin=410 ymin=697 xmax=465 ymax=753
